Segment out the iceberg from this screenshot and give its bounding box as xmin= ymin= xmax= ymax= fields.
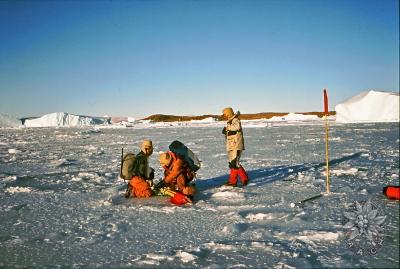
xmin=335 ymin=90 xmax=399 ymax=123
xmin=0 ymin=113 xmax=21 ymax=128
xmin=23 ymin=112 xmax=110 ymax=127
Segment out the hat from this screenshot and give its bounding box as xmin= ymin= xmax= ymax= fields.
xmin=159 ymin=152 xmax=172 ymax=166
xmin=222 ymin=107 xmax=234 ymax=118
xmin=141 ymin=140 xmax=153 ymax=152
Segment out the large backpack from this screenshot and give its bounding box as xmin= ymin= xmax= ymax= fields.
xmin=120 ymin=150 xmax=137 ymax=181
xmin=169 ymin=140 xmax=201 ymax=172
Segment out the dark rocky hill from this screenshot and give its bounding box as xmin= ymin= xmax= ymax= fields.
xmin=142 ymin=111 xmax=336 ymax=122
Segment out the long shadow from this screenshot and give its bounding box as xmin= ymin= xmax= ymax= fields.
xmin=196 ymin=152 xmax=363 ymax=191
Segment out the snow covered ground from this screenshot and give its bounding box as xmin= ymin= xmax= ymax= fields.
xmin=0 ymin=122 xmax=399 ymax=268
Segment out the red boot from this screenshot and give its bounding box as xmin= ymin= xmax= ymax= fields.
xmin=227 ymin=168 xmax=238 ymax=186
xmin=238 ymin=166 xmax=249 ymax=186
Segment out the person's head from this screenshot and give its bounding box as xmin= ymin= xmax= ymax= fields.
xmin=141 ymin=140 xmax=153 ymax=156
xmin=222 ymin=107 xmax=234 ymax=120
xmin=159 ymin=152 xmax=172 ymax=167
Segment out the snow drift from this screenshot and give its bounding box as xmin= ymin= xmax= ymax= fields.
xmin=23 ymin=112 xmax=110 ymax=127
xmin=269 ymin=113 xmax=320 ymax=122
xmin=0 ymin=113 xmax=20 ymax=128
xmin=335 ymin=90 xmax=399 ymax=123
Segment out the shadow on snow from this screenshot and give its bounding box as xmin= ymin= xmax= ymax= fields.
xmin=196 ymin=152 xmax=363 ymax=191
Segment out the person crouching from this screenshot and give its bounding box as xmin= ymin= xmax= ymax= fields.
xmin=127 ymin=140 xmax=154 ymax=198
xmin=159 ymin=151 xmax=196 ymax=198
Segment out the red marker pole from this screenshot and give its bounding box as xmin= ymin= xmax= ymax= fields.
xmin=324 ymin=89 xmax=329 ymax=115
xmin=323 ymin=89 xmax=330 ymax=193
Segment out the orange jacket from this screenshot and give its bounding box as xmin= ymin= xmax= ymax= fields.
xmin=162 ymin=151 xmax=194 ymax=191
xmin=129 ymin=176 xmax=152 ymax=198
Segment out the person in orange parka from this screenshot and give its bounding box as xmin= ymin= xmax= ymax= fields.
xmin=159 ymin=151 xmax=196 ymax=197
xmin=127 ymin=140 xmax=154 ymax=198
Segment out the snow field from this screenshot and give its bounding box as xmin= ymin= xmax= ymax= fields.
xmin=0 ymin=123 xmax=399 ymax=268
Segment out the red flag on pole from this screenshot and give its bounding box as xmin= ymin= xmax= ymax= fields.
xmin=323 ymin=89 xmax=329 ymax=115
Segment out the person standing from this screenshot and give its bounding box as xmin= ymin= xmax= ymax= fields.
xmin=126 ymin=140 xmax=154 ymax=198
xmin=222 ymin=107 xmax=249 ymax=186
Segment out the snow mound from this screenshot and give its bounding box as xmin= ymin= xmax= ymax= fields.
xmin=211 ymin=190 xmax=245 ymax=200
xmin=23 ymin=112 xmax=110 ymax=127
xmin=175 ymin=251 xmax=198 ymax=263
xmin=0 ymin=113 xmax=20 ymax=128
xmin=5 ymin=187 xmax=33 ymax=193
xmin=297 ymin=230 xmax=341 ymax=242
xmin=8 ymin=149 xmax=22 ymax=154
xmin=245 ymin=212 xmax=288 ymax=221
xmin=335 ymin=90 xmax=399 ymax=123
xmin=270 ymin=113 xmax=320 ymax=122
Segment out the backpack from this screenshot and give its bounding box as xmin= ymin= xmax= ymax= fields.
xmin=169 ymin=140 xmax=201 ymax=172
xmin=120 ymin=150 xmax=137 ymax=181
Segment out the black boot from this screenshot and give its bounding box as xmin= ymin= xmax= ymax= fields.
xmin=124 ymin=184 xmax=132 ymax=198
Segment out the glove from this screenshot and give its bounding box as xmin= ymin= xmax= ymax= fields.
xmin=222 ymin=127 xmax=227 ymax=135
xmin=146 ymin=179 xmax=154 ymax=188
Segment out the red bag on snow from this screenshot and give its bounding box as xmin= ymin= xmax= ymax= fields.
xmin=170 ymin=192 xmax=191 ymax=205
xmin=383 ymin=186 xmax=400 ymax=200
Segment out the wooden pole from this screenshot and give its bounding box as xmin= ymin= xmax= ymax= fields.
xmin=120 ymin=148 xmax=124 ymax=181
xmin=324 ymin=114 xmax=330 ymax=193
xmin=323 ymin=89 xmax=330 ymax=193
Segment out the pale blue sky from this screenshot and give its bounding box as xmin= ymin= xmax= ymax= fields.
xmin=0 ymin=0 xmax=398 ymax=118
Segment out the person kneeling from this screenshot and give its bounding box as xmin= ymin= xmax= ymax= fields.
xmin=127 ymin=140 xmax=154 ymax=198
xmin=159 ymin=151 xmax=196 ymax=200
